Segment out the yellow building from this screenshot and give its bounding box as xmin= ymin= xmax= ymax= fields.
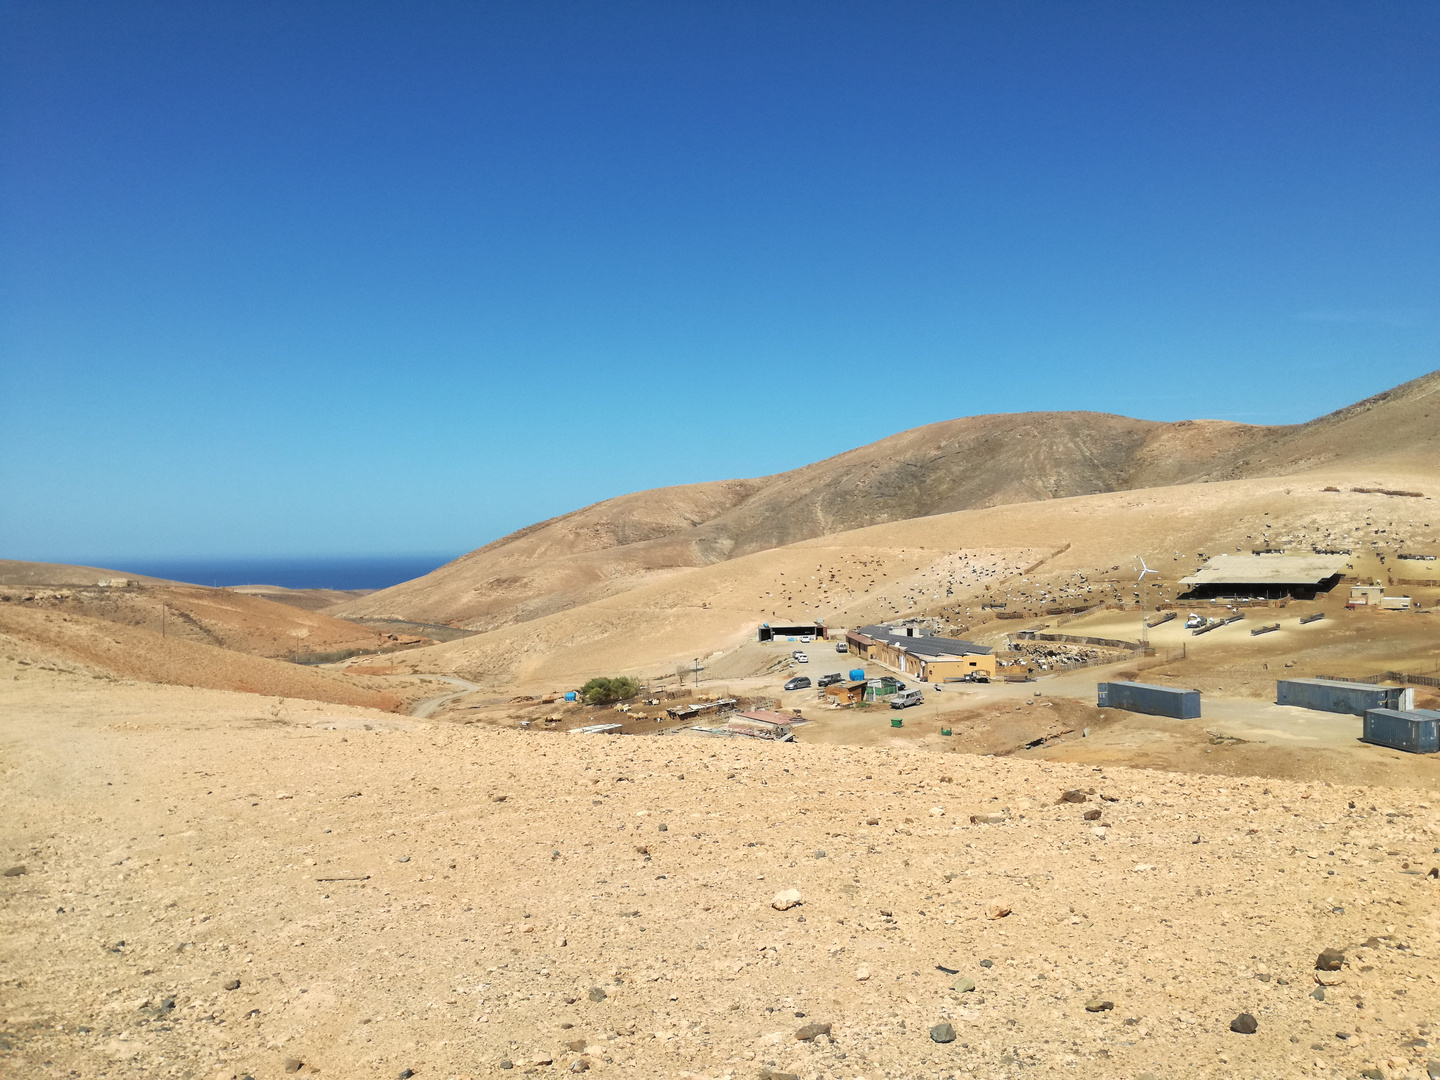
xmin=846 ymin=625 xmax=996 ymax=683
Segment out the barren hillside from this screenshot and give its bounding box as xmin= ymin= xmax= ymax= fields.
xmin=336 ymin=368 xmax=1438 ymax=630
xmin=0 ymin=604 xmax=403 ymax=711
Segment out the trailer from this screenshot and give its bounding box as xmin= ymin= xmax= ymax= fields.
xmin=1097 ymin=680 xmax=1201 ymax=719
xmin=1361 ymin=708 xmax=1440 ymax=754
xmin=1276 ymin=678 xmax=1413 ymax=716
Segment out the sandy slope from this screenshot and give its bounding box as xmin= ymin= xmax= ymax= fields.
xmin=382 ymin=466 xmax=1438 ymax=693
xmin=0 ymin=605 xmax=404 ymax=712
xmin=2 ymin=666 xmax=1438 ymax=1080
xmin=336 ymin=369 xmax=1440 ymax=631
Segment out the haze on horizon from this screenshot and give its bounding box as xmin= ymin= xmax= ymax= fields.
xmin=2 ymin=1 xmax=1437 ymax=564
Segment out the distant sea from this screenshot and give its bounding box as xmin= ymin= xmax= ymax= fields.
xmin=92 ymin=555 xmax=461 ymax=591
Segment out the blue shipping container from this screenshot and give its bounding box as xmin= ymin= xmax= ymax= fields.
xmin=1097 ymin=680 xmax=1201 ymax=719
xmin=1277 ymin=678 xmax=1412 ymax=716
xmin=1361 ymin=708 xmax=1440 ymax=754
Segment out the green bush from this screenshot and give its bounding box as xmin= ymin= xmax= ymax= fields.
xmin=581 ymin=676 xmax=641 ymax=705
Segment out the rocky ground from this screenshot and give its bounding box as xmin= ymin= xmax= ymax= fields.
xmin=4 ymin=668 xmax=1440 ymax=1080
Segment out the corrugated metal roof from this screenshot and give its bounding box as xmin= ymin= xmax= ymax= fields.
xmin=1179 ymin=554 xmax=1349 ymax=586
xmin=856 ymin=625 xmax=993 ymax=657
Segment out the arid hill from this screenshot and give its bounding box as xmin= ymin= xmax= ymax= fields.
xmin=0 ymin=604 xmax=402 ymax=711
xmin=336 ymin=368 xmax=1439 ymax=630
xmin=0 ymin=558 xmax=175 ymax=587
xmin=3 ymin=581 xmax=384 ymax=660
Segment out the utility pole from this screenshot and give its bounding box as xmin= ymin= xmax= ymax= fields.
xmin=694 ymin=658 xmax=700 ymax=689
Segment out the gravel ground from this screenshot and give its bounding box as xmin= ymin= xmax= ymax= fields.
xmin=3 ymin=669 xmax=1439 ymax=1080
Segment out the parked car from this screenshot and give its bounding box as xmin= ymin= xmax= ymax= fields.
xmin=817 ymin=673 xmax=844 ymax=688
xmin=890 ymin=688 xmax=924 ymax=709
xmin=835 ymin=642 xmax=848 ymax=653
xmin=792 ymin=651 xmax=809 ymax=663
xmin=784 ymin=676 xmax=812 ymax=691
xmin=800 ymin=635 xmax=813 ymax=643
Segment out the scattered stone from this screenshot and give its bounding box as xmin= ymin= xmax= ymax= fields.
xmin=951 ymin=977 xmax=976 ymax=993
xmin=929 ymin=1022 xmax=956 ymax=1043
xmin=223 ymin=979 xmax=240 ymax=991
xmin=866 ymin=817 xmax=879 ymax=826
xmin=854 ymin=965 xmax=870 ymax=981
xmin=985 ymin=900 xmax=1011 ymax=920
xmin=1360 ymin=1069 xmax=1383 ymax=1079
xmin=1060 ymin=789 xmax=1087 ymax=803
xmin=587 ymin=987 xmax=607 ymax=1002
xmin=759 ymin=1069 xmax=800 ymax=1080
xmin=283 ymin=1060 xmax=303 ymax=1074
xmin=1316 ymin=948 xmax=1344 ymax=971
xmin=1230 ymin=1013 xmax=1258 ymax=1035
xmin=980 ymin=959 xmax=993 ymax=968
xmin=1084 ymin=1000 xmax=1113 ymax=1013
xmin=1082 ymin=808 xmax=1102 ymax=821
xmin=1427 ymin=1061 xmax=1440 ymax=1080
xmin=814 ymin=849 xmax=827 ymax=858
xmin=556 ymin=936 xmax=567 ymax=948
xmin=498 ymin=1062 xmax=513 ymax=1071
xmin=567 ymin=1040 xmax=586 ymax=1052
xmin=397 ymin=855 xmax=410 ymax=863
xmin=1310 ymin=987 xmax=1325 ymax=1001
xmin=2 ymin=865 xmax=26 ymax=877
xmin=771 ymin=889 xmax=803 ymax=911
xmin=970 ymin=813 xmax=1005 ymax=825
xmin=398 ymin=1071 xmax=415 ymax=1079
xmin=795 ymin=1022 xmax=831 ymax=1041
xmin=657 ymin=822 xmax=667 ymax=831
xmin=568 ymin=1060 xmax=589 ymax=1073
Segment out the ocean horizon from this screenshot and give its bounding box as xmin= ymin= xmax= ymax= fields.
xmin=74 ymin=555 xmax=460 ymax=591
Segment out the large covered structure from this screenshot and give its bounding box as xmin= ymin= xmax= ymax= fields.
xmin=1178 ymin=554 xmax=1349 ymax=600
xmin=757 ymin=623 xmax=828 ymax=643
xmin=846 ymin=625 xmax=996 ymax=682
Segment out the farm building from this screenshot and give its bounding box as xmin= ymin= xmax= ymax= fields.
xmin=825 ymin=681 xmax=868 ymax=706
xmin=846 ymin=625 xmax=997 ymax=681
xmin=757 ymin=622 xmax=828 ymax=643
xmin=1178 ymin=553 xmax=1349 ymax=600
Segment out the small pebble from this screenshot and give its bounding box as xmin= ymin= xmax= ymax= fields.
xmin=2 ymin=865 xmax=26 ymax=877
xmin=397 ymin=855 xmax=410 ymax=863
xmin=1085 ymin=1000 xmax=1113 ymax=1013
xmin=930 ymin=1022 xmax=956 ymax=1043
xmin=223 ymin=979 xmax=240 ymax=991
xmin=795 ymin=1022 xmax=831 ymax=1041
xmin=587 ymin=987 xmax=607 ymax=1002
xmin=283 ymin=1060 xmax=303 ymax=1074
xmin=1231 ymin=1013 xmax=1258 ymax=1034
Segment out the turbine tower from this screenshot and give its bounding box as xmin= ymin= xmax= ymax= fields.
xmin=1136 ymin=556 xmax=1159 ymax=647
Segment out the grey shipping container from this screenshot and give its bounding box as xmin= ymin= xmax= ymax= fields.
xmin=1097 ymin=680 xmax=1201 ymax=719
xmin=1276 ymin=678 xmax=1414 ymax=716
xmin=1361 ymin=708 xmax=1440 ymax=754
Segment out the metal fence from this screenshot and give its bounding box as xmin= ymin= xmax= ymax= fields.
xmin=1317 ymin=670 xmax=1440 ymax=689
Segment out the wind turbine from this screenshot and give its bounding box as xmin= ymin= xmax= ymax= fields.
xmin=1136 ymin=556 xmax=1159 ymax=646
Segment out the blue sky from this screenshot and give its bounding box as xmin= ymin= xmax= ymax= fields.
xmin=3 ymin=1 xmax=1437 ymax=564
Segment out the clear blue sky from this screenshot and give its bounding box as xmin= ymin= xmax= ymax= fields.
xmin=3 ymin=1 xmax=1437 ymax=564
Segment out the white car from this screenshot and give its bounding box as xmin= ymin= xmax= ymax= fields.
xmin=793 ymin=651 xmax=809 ymax=663
xmin=800 ymin=635 xmax=813 ymax=643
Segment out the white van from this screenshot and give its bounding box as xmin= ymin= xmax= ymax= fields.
xmin=890 ymin=689 xmax=924 ymax=709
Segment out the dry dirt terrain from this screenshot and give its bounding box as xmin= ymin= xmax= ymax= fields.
xmin=4 ymin=665 xmax=1440 ymax=1080
xmin=4 ymin=372 xmax=1439 ymax=1079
